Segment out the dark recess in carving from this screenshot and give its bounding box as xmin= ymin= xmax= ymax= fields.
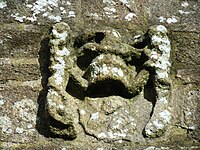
xmin=66 ymin=78 xmax=133 ymax=99
xmin=126 ymin=52 xmax=149 ymax=73
xmin=66 ymin=77 xmax=86 ymax=100
xmin=77 ymin=49 xmax=99 ymax=70
xmin=74 ymin=32 xmax=105 ymax=48
xmin=86 ymin=79 xmax=133 ymax=99
xmin=132 ymin=33 xmax=151 ymax=49
xmin=95 ymin=32 xmax=105 ymax=43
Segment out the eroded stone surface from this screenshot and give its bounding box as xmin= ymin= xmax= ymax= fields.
xmin=78 ymin=96 xmax=152 ymax=142
xmin=143 ymin=25 xmax=172 ymax=138
xmin=45 ymin=22 xmax=173 ymax=141
xmin=0 ymin=0 xmax=200 ymax=149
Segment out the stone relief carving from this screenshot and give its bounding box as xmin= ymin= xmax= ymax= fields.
xmin=45 ymin=22 xmax=172 ymax=141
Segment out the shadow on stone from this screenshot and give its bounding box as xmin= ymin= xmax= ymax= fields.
xmin=144 ymin=71 xmax=157 ymax=116
xmin=36 ymin=37 xmax=53 ymax=138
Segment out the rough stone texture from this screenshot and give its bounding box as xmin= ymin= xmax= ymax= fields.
xmin=45 ymin=22 xmax=153 ymax=142
xmin=0 ymin=0 xmax=200 ymax=149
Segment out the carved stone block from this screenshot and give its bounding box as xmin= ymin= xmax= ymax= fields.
xmin=45 ymin=22 xmax=172 ymax=141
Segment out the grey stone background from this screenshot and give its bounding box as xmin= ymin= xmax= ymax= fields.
xmin=0 ymin=0 xmax=199 ymax=149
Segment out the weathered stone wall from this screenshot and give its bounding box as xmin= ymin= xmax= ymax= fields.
xmin=0 ymin=0 xmax=199 ymax=149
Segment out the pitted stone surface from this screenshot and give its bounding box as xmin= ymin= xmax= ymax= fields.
xmin=0 ymin=0 xmax=200 ymax=149
xmin=45 ymin=22 xmax=173 ymax=141
xmin=79 ymin=97 xmax=143 ymax=142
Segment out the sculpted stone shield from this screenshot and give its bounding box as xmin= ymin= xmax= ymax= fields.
xmin=45 ymin=22 xmax=172 ymax=141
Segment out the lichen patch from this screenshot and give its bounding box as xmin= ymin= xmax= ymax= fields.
xmin=125 ymin=12 xmax=136 ymax=21
xmin=181 ymin=2 xmax=189 ymax=7
xmin=11 ymin=0 xmax=63 ymax=23
xmin=160 ymin=110 xmax=171 ymax=123
xmin=0 ymin=0 xmax=7 ymax=9
xmin=158 ymin=16 xmax=178 ymax=24
xmin=13 ymin=99 xmax=37 ymax=123
xmin=0 ymin=115 xmax=13 ymax=134
xmin=0 ymin=98 xmax=5 ymax=107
